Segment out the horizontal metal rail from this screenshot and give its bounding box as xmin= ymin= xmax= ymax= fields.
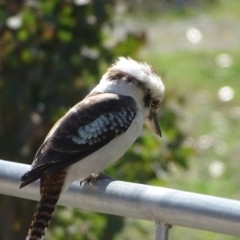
xmin=0 ymin=159 xmax=240 ymax=238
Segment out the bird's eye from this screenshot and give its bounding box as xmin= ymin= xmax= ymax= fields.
xmin=151 ymin=100 xmax=160 ymax=109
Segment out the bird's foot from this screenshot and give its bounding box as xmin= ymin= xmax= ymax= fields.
xmin=80 ymin=172 xmax=114 ymax=186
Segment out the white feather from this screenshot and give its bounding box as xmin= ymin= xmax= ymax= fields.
xmin=93 ymin=57 xmax=165 ymax=114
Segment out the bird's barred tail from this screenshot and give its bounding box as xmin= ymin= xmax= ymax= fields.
xmin=26 ymin=170 xmax=67 ymax=240
xmin=26 ymin=193 xmax=59 ymax=240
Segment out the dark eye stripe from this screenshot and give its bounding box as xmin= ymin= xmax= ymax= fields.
xmin=144 ymin=91 xmax=151 ymax=108
xmin=151 ymin=100 xmax=160 ymax=108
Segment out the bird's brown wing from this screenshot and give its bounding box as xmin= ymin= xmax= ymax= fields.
xmin=20 ymin=93 xmax=137 ymax=188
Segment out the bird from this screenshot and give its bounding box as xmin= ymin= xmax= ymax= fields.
xmin=20 ymin=57 xmax=165 ymax=240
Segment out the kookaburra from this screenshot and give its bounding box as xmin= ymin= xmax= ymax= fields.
xmin=20 ymin=57 xmax=165 ymax=240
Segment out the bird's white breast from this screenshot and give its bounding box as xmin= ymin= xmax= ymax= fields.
xmin=62 ymin=111 xmax=144 ymax=191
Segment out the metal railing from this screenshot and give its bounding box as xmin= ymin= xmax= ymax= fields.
xmin=0 ymin=159 xmax=240 ymax=239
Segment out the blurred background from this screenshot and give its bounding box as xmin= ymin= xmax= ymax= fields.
xmin=0 ymin=0 xmax=240 ymax=239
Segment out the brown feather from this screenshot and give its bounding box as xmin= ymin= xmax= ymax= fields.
xmin=26 ymin=169 xmax=67 ymax=240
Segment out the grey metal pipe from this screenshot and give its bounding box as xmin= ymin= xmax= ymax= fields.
xmin=0 ymin=159 xmax=240 ymax=237
xmin=156 ymin=222 xmax=171 ymax=240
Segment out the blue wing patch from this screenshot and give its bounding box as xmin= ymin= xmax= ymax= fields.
xmin=70 ymin=107 xmax=136 ymax=145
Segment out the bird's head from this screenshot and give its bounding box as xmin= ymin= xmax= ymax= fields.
xmin=93 ymin=57 xmax=165 ymax=137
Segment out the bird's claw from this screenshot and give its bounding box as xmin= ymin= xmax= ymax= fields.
xmin=80 ymin=172 xmax=114 ymax=186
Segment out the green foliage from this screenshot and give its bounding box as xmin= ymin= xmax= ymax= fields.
xmin=0 ymin=1 xmax=192 ymax=240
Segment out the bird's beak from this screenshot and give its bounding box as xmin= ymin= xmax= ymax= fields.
xmin=146 ymin=110 xmax=162 ymax=137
